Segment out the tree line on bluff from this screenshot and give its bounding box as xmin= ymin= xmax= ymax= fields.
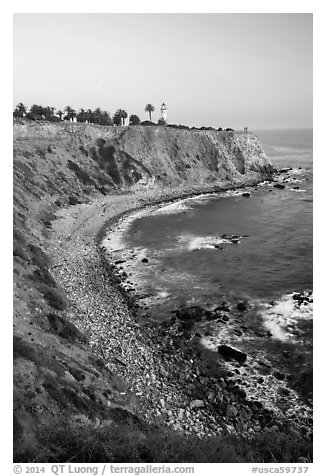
xmin=13 ymin=102 xmax=234 ymax=131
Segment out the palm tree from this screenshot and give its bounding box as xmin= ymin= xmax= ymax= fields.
xmin=14 ymin=102 xmax=27 ymax=117
xmin=94 ymin=107 xmax=103 ymax=124
xmin=102 ymin=111 xmax=113 ymax=126
xmin=144 ymin=103 xmax=155 ymax=122
xmin=44 ymin=106 xmax=55 ymax=118
xmin=77 ymin=108 xmax=87 ymax=123
xmin=56 ymin=110 xmax=64 ymax=120
xmin=120 ymin=109 xmax=128 ymax=126
xmin=86 ymin=109 xmax=94 ymax=124
xmin=64 ymin=106 xmax=76 ymax=121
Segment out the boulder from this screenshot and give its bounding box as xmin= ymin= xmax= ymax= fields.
xmin=273 ymin=183 xmax=285 ymax=189
xmin=175 ymin=306 xmax=204 ymax=322
xmin=214 ymin=302 xmax=230 ymax=312
xmin=205 ymin=310 xmax=222 ymax=321
xmin=190 ymin=399 xmax=205 ymax=409
xmin=226 ymin=404 xmax=238 ymax=417
xmin=237 ymin=301 xmax=247 ymax=312
xmin=274 ymin=371 xmax=286 ymax=380
xmin=218 ymin=344 xmax=247 ymax=364
xmin=279 ymin=167 xmax=292 ymax=173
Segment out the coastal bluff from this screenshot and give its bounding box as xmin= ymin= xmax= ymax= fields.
xmin=13 ymin=122 xmax=274 ymax=198
xmin=15 ymin=122 xmax=311 ymax=464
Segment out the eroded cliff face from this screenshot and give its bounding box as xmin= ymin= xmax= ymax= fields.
xmin=13 ymin=121 xmax=275 ymax=460
xmin=13 ymin=122 xmax=274 ymax=203
xmin=112 ymin=126 xmax=273 ymax=186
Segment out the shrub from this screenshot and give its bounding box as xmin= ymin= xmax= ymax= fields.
xmin=13 ymin=243 xmax=29 ymax=261
xmin=67 ymin=160 xmax=96 ymax=186
xmin=28 ymin=244 xmax=50 ymax=269
xmin=47 ymin=314 xmax=87 ymax=343
xmin=28 ymin=267 xmax=56 ymax=288
xmin=13 ymin=416 xmax=312 ymax=463
xmin=140 ymin=120 xmax=156 ymax=126
xmin=129 ymin=114 xmax=141 ymax=126
xmin=45 ymin=115 xmax=61 ymax=122
xmin=38 ymin=285 xmax=68 ymax=310
xmin=39 ymin=210 xmax=57 ymax=228
xmin=79 ymin=145 xmax=89 ymax=156
xmin=200 ymin=126 xmax=216 ymax=131
xmin=68 ymin=196 xmax=80 ymax=206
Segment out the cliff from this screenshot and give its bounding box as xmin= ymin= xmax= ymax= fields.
xmin=14 ymin=121 xmax=294 ymax=463
xmin=13 ymin=122 xmax=274 ymax=204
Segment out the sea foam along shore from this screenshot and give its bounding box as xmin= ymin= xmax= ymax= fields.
xmin=98 ymin=171 xmax=312 ymax=425
xmin=47 ymin=172 xmax=312 ymax=442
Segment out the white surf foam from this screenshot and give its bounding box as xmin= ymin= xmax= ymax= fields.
xmin=259 ymin=292 xmax=313 ymax=342
xmin=178 ymin=233 xmax=241 ymax=251
xmin=147 ymin=201 xmax=191 ymax=216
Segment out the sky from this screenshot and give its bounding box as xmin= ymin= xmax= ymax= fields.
xmin=13 ymin=13 xmax=312 ymax=129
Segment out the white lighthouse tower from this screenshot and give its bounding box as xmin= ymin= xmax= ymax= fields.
xmin=160 ymin=103 xmax=167 ymax=122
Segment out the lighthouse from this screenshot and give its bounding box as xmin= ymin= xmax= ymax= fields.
xmin=160 ymin=103 xmax=167 ymax=122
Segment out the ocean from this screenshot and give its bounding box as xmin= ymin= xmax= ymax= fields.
xmin=104 ymin=128 xmax=313 ymax=404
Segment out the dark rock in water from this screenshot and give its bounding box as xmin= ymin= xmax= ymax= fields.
xmin=252 ymin=400 xmax=263 ymax=409
xmin=218 ymin=344 xmax=247 ymax=364
xmin=115 ymin=259 xmax=126 ymax=265
xmin=179 ymin=320 xmax=194 ymax=331
xmin=274 ymin=183 xmax=285 ymax=189
xmin=141 ymin=258 xmax=149 ymax=263
xmin=292 ymin=186 xmax=300 ymax=190
xmin=237 ymin=301 xmax=247 ymax=312
xmin=222 ymin=315 xmax=230 ymax=322
xmin=235 ymin=387 xmax=247 ymax=399
xmin=254 ymin=330 xmax=266 ymax=337
xmin=282 ymin=350 xmax=291 ymax=359
xmin=279 ymin=167 xmax=292 ymax=173
xmin=242 ymin=192 xmax=251 ymax=197
xmin=183 ymin=330 xmax=192 ymax=340
xmin=205 ymin=310 xmax=222 ymax=321
xmin=214 ymin=302 xmax=230 ymax=312
xmin=274 ymin=371 xmax=286 ymax=380
xmin=176 ymin=305 xmax=204 ymax=322
xmin=293 ymin=293 xmax=301 ymax=300
xmin=234 ymin=328 xmax=243 ymax=336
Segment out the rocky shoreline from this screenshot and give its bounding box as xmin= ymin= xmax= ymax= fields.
xmin=48 ymin=171 xmax=312 ymax=445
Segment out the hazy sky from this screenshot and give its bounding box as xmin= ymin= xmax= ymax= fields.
xmin=13 ymin=13 xmax=312 ymax=129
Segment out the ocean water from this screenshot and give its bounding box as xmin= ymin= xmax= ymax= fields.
xmin=106 ymin=128 xmax=313 ymax=351
xmin=125 ymin=130 xmax=311 ymax=301
xmin=104 ymin=129 xmax=313 ymax=403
